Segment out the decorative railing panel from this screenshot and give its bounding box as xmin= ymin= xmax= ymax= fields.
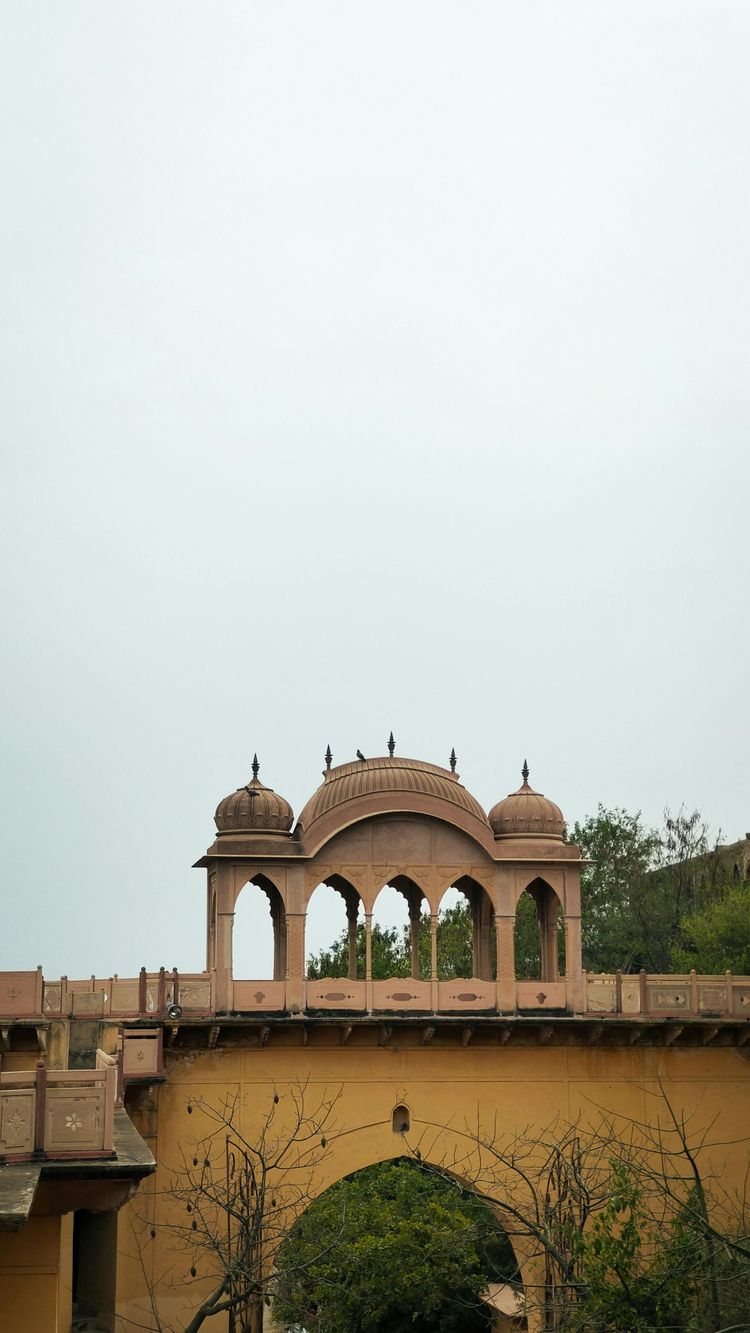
xmin=232 ymin=981 xmax=286 ymax=1013
xmin=0 ymin=1064 xmax=116 ymax=1162
xmin=305 ymin=979 xmax=367 ymax=1011
xmin=438 ymin=979 xmax=496 ymax=1011
xmin=372 ymin=979 xmax=432 ymax=1011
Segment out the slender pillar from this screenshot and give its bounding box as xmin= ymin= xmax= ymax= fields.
xmin=365 ymin=913 xmax=373 ymax=1013
xmin=430 ymin=913 xmax=439 ymax=1013
xmin=496 ymin=914 xmax=516 ymax=1013
xmin=409 ymin=911 xmax=421 ymax=979
xmin=347 ymin=911 xmax=359 ymax=981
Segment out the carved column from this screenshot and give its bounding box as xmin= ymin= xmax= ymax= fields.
xmin=495 ymin=915 xmax=516 ymax=1013
xmin=430 ymin=913 xmax=439 ymax=1013
xmin=347 ymin=909 xmax=359 ymax=981
xmin=365 ymin=913 xmax=373 ymax=1013
xmin=409 ymin=910 xmax=421 ymax=980
xmin=564 ymin=914 xmax=584 ymax=1013
xmin=285 ymin=914 xmax=305 ymax=1014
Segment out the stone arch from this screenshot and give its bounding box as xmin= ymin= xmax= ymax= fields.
xmin=371 ymin=874 xmax=429 ymax=980
xmin=278 ymin=1151 xmax=528 ymax=1329
xmin=232 ymin=873 xmax=286 ymax=982
xmin=436 ymin=875 xmax=496 ymax=981
xmin=305 ymin=875 xmax=364 ymax=980
xmin=514 ymin=876 xmax=564 ymax=982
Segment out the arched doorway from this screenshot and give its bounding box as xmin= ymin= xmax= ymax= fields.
xmin=273 ymin=1157 xmax=524 ymax=1332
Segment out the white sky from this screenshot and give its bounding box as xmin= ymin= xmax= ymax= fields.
xmin=1 ymin=2 xmax=748 ymax=980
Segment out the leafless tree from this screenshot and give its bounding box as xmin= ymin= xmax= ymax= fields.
xmin=123 ymin=1080 xmax=342 ymax=1333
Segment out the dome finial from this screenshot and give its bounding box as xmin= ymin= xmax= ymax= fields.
xmin=252 ymin=753 xmax=260 ymax=780
xmin=521 ymin=758 xmax=529 ymax=785
xmin=449 ymin=747 xmax=457 ymax=773
xmin=324 ymin=744 xmax=333 ymax=771
xmin=388 ymin=731 xmax=395 ymax=757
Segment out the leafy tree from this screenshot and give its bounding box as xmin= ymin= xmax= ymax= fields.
xmin=307 ymin=906 xmax=480 ymax=981
xmin=571 ymin=805 xmax=660 ymax=972
xmin=307 ymin=922 xmax=409 ymax=981
xmin=273 ymin=1158 xmax=519 ymax=1333
xmin=672 ymin=881 xmax=750 ymax=975
xmin=573 ymin=804 xmax=726 ymax=973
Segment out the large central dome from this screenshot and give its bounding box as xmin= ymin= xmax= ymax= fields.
xmin=296 ymin=755 xmax=489 ymax=834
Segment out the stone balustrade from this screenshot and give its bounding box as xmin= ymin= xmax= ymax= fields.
xmin=2 ymin=967 xmax=750 ymax=1020
xmin=0 ymin=1062 xmax=117 ymax=1163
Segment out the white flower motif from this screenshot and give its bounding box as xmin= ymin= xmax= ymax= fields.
xmin=65 ymin=1113 xmax=83 ymax=1132
xmin=7 ymin=1113 xmax=26 ymax=1137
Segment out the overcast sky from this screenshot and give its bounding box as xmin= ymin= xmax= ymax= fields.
xmin=1 ymin=2 xmax=748 ymax=981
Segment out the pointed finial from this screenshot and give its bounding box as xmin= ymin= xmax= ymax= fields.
xmin=325 ymin=744 xmax=333 ymax=771
xmin=252 ymin=753 xmax=260 ymax=780
xmin=522 ymin=758 xmax=529 ymax=784
xmin=449 ymin=747 xmax=457 ymax=773
xmin=388 ymin=731 xmax=395 ymax=757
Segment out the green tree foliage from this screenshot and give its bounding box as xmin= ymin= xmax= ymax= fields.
xmin=273 ymin=1158 xmax=519 ymax=1333
xmin=307 ymin=907 xmax=478 ymax=981
xmin=672 ymin=881 xmax=750 ymax=974
xmin=573 ymin=805 xmax=728 ymax=973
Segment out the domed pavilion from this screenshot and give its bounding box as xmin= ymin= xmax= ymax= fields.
xmin=197 ymin=741 xmax=584 ymax=1017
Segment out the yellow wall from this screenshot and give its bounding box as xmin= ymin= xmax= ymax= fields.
xmin=0 ymin=1215 xmax=70 ymax=1333
xmin=115 ymin=1035 xmax=750 ymax=1333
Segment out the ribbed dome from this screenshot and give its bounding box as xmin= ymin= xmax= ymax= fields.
xmin=489 ymin=762 xmax=564 ymax=839
xmin=297 ymin=755 xmax=489 ymax=830
xmin=214 ymin=757 xmax=293 ymax=834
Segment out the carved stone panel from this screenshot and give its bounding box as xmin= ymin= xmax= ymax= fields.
xmin=646 ymin=984 xmax=690 ymax=1013
xmin=43 ymin=984 xmax=63 ymax=1014
xmin=698 ymin=985 xmax=728 ymax=1014
xmin=232 ymin=981 xmax=286 ymax=1012
xmin=45 ymin=1088 xmax=104 ymax=1154
xmin=439 ymin=979 xmax=496 ymax=1011
xmin=620 ymin=981 xmax=641 ymax=1013
xmin=732 ymin=986 xmax=750 ymax=1015
xmin=0 ymin=972 xmax=38 ymax=1017
xmin=372 ymin=980 xmax=432 ymax=1011
xmin=305 ymin=980 xmax=366 ymax=1011
xmin=0 ymin=1090 xmax=35 ymax=1154
xmin=178 ymin=980 xmax=212 ymax=1011
xmin=516 ymin=980 xmax=567 ymax=1011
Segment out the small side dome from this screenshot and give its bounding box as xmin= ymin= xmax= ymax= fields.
xmin=489 ymin=761 xmax=564 ymax=840
xmin=214 ymin=755 xmax=293 ymax=834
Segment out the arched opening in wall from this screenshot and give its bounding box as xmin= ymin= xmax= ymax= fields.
xmin=514 ymin=878 xmax=565 ymax=982
xmin=306 ymin=877 xmax=363 ymax=980
xmin=371 ymin=876 xmax=428 ymax=980
xmin=436 ymin=877 xmax=496 ymax=981
xmin=274 ymin=1158 xmax=525 ymax=1332
xmin=232 ymin=875 xmax=286 ymax=981
xmin=733 ymin=863 xmax=741 ymax=882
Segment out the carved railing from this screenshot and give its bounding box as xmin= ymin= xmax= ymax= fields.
xmin=2 ymin=969 xmax=750 ymax=1020
xmin=0 ymin=1061 xmax=117 ymax=1162
xmin=0 ymin=968 xmax=214 ymax=1020
xmin=584 ymin=970 xmax=750 ymax=1019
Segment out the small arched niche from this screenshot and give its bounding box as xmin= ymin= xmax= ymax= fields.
xmin=232 ymin=875 xmax=286 ymax=981
xmin=514 ymin=878 xmax=565 ymax=982
xmin=392 ymin=1103 xmax=410 ymax=1134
